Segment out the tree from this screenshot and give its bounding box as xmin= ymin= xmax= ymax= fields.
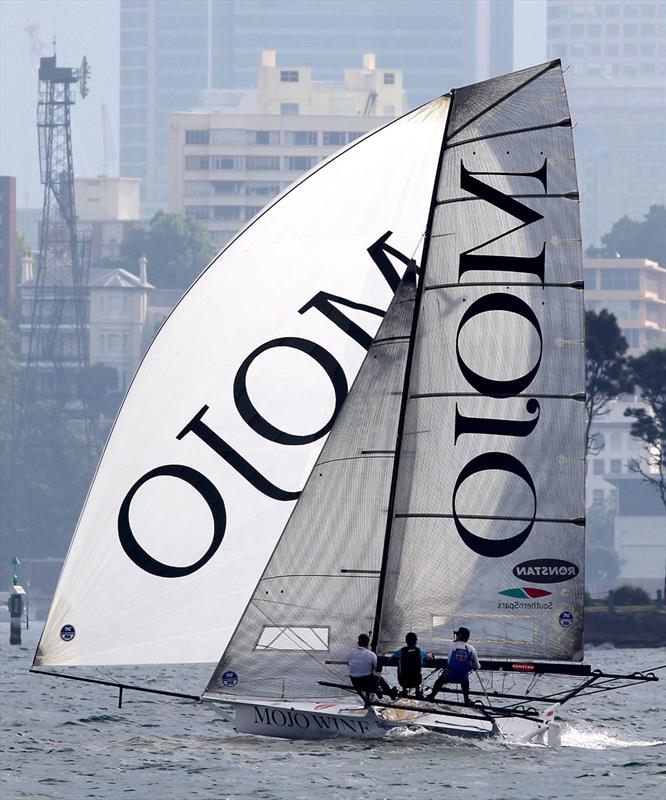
xmin=624 ymin=348 xmax=666 ymax=509
xmin=612 ymin=584 xmax=651 ymax=606
xmin=586 ymin=204 xmax=666 ymax=266
xmin=0 ymin=316 xmax=94 ymax=576
xmin=120 ymin=211 xmax=216 ymax=290
xmin=585 ymin=309 xmax=632 ymax=454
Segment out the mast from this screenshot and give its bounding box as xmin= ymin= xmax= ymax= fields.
xmin=371 ymin=94 xmax=454 ymax=653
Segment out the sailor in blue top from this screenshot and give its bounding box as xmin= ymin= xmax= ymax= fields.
xmin=392 ymin=632 xmax=432 ymax=699
xmin=425 ymin=627 xmax=480 ymax=705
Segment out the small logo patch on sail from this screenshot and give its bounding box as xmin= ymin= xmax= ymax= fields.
xmin=498 ymin=588 xmax=552 ymax=599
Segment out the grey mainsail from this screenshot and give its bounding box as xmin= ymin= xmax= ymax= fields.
xmin=377 ymin=61 xmax=585 ymax=661
xmin=207 ymin=270 xmax=417 ymax=699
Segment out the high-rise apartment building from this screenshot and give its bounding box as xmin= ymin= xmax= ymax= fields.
xmin=547 ymin=0 xmax=666 ymax=246
xmin=584 ymin=257 xmax=666 ymax=353
xmin=121 ymin=0 xmax=513 ymax=214
xmin=168 ymin=52 xmax=404 ymax=248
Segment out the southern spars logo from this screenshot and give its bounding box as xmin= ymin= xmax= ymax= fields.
xmin=512 ymin=559 xmax=579 ymax=584
xmin=221 ymin=670 xmax=238 ymax=687
xmin=60 ymin=624 xmax=76 ymax=641
xmin=499 ymin=588 xmax=552 ymax=599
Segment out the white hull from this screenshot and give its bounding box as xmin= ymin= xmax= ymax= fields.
xmin=204 ymin=697 xmax=552 ymax=743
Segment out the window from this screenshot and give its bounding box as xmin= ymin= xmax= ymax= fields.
xmin=583 ymin=268 xmax=598 ymax=289
xmin=246 ymin=156 xmax=280 ymax=170
xmin=609 ymin=459 xmax=622 ymax=474
xmin=245 ymin=182 xmax=280 ymax=196
xmin=185 ymin=180 xmax=211 ymax=196
xmin=593 ymin=489 xmax=605 ymax=504
xmin=600 ymin=269 xmax=639 ymax=290
xmin=383 ymin=72 xmax=395 ymax=84
xmin=593 ymin=459 xmax=605 ymax=475
xmin=185 ymin=130 xmax=209 ymax=145
xmin=213 ymin=205 xmax=241 ymax=220
xmin=280 ymin=103 xmax=299 ymax=116
xmin=245 ymin=206 xmax=263 ymax=221
xmin=213 ymin=181 xmax=242 ymax=195
xmin=280 ymin=70 xmax=299 ymax=83
xmin=185 ymin=206 xmax=209 ymax=220
xmin=255 ymin=626 xmax=329 ymax=651
xmin=606 ymin=23 xmax=620 ymax=36
xmin=282 ymin=130 xmax=317 ymax=146
xmin=253 ymin=130 xmax=279 ymax=145
xmin=284 ymin=155 xmax=318 ymax=171
xmin=210 ymin=129 xmax=246 ymax=146
xmin=185 ymin=155 xmax=209 ymax=170
xmin=210 ymin=155 xmax=243 ymax=170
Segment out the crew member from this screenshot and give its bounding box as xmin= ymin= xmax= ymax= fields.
xmin=393 ymin=632 xmax=432 ymax=699
xmin=347 ymin=633 xmax=397 ymax=701
xmin=426 ymin=627 xmax=480 ymax=705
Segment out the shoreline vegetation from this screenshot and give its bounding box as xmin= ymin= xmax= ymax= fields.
xmin=585 ymin=606 xmax=666 ymax=648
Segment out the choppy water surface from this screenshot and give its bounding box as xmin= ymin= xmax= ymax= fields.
xmin=2 ymin=624 xmax=664 ymax=799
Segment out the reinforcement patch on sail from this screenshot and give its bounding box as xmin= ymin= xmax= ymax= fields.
xmin=35 ymin=98 xmax=449 ymax=668
xmin=377 ymin=61 xmax=586 ymax=662
xmin=206 ymin=274 xmax=416 ymax=699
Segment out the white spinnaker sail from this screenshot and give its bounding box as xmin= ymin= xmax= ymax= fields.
xmin=378 ymin=62 xmax=586 ymax=661
xmin=36 ymin=98 xmax=449 ymax=667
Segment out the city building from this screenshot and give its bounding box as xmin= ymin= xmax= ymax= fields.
xmin=0 ymin=176 xmax=17 ymax=323
xmin=586 ymin=395 xmax=655 ymax=507
xmin=168 ymin=52 xmax=405 ymax=248
xmin=88 ymin=257 xmax=153 ymax=395
xmin=584 ymin=257 xmax=666 ymax=353
xmin=18 ymin=255 xmax=167 ymax=400
xmin=75 ymin=176 xmax=143 ymax=262
xmin=120 ymin=0 xmax=513 ymax=214
xmin=607 ymin=474 xmax=665 ymax=595
xmin=547 ymin=0 xmax=666 ymax=246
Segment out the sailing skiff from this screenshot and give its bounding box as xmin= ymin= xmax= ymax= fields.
xmin=32 ymin=60 xmax=659 ymax=743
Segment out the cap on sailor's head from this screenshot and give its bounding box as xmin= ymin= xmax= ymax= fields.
xmin=454 ymin=627 xmax=470 ymax=641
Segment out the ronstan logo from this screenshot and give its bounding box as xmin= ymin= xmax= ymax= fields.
xmin=512 ymin=559 xmax=579 ymax=584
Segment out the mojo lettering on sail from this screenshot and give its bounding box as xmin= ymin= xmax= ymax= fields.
xmin=118 ymin=233 xmax=413 ymax=576
xmin=452 ymin=158 xmax=548 ymax=558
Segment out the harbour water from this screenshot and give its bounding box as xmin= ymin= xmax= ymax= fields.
xmin=2 ymin=623 xmax=665 ymax=800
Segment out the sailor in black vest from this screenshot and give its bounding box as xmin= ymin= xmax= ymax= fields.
xmin=425 ymin=627 xmax=480 ymax=705
xmin=347 ymin=633 xmax=398 ymax=701
xmin=392 ymin=632 xmax=432 ymax=699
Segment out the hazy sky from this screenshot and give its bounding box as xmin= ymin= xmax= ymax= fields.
xmin=0 ymin=0 xmax=545 ymax=209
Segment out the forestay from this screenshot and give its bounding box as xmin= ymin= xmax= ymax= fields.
xmin=207 ymin=271 xmax=417 ymax=700
xmin=35 ymin=97 xmax=450 ymax=667
xmin=377 ymin=61 xmax=586 ymax=661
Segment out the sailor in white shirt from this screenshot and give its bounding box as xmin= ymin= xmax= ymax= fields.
xmin=347 ymin=633 xmax=397 ymax=700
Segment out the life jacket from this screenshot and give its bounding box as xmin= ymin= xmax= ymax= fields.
xmin=446 ymin=645 xmax=472 ymax=682
xmin=398 ymin=646 xmax=422 ymax=685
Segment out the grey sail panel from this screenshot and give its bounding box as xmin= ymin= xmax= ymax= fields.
xmin=377 ymin=63 xmax=585 ymax=662
xmin=206 ymin=273 xmax=416 ymax=699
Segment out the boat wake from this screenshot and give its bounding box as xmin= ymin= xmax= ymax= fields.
xmin=560 ymin=722 xmax=665 ymax=750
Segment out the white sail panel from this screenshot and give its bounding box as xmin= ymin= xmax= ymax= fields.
xmin=36 ymin=98 xmax=449 ymax=667
xmin=377 ymin=62 xmax=585 ymax=661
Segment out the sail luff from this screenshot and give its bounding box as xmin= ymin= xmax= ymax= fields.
xmin=370 ymin=94 xmax=454 ymax=653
